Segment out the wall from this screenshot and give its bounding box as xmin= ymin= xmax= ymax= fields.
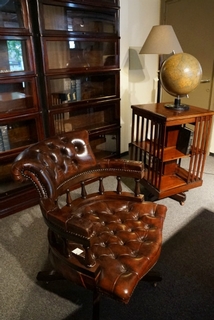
xmin=160 ymin=0 xmax=214 ymax=154
xmin=120 ymin=0 xmax=160 ymax=153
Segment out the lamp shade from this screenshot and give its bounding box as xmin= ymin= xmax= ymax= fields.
xmin=139 ymin=25 xmax=183 ymax=54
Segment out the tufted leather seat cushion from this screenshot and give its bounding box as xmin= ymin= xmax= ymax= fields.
xmin=80 ymin=199 xmax=165 ymax=302
xmin=46 ymin=196 xmax=166 ymax=303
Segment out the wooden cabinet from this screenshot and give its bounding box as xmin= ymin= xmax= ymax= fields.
xmin=0 ymin=0 xmax=44 ymax=217
xmin=130 ymin=103 xmax=214 ymax=204
xmin=30 ymin=0 xmax=121 ymax=159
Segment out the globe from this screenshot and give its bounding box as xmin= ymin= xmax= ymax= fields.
xmin=160 ymin=53 xmax=202 ymax=110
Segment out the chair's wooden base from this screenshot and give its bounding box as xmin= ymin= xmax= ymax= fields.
xmin=36 ymin=269 xmax=162 ymax=284
xmin=36 ymin=269 xmax=101 ymax=320
xmin=142 ymin=270 xmax=162 ymax=286
xmin=36 ymin=268 xmax=162 ymax=319
xmin=93 ymin=290 xmax=100 ymax=320
xmin=36 ymin=270 xmax=65 ymax=282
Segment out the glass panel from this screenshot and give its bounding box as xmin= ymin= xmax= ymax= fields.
xmin=50 ymin=75 xmax=116 ymax=106
xmin=0 ymin=80 xmax=34 ymax=113
xmin=0 ymin=0 xmax=24 ymax=28
xmin=99 ymin=0 xmax=117 ymax=3
xmin=53 ymin=103 xmax=119 ymax=134
xmin=43 ymin=4 xmax=116 ymax=34
xmin=0 ymin=160 xmax=15 ymax=185
xmin=46 ymin=40 xmax=117 ymax=70
xmin=102 ymin=0 xmax=115 ymax=2
xmin=0 ymin=118 xmax=38 ymax=152
xmin=0 ymin=39 xmax=30 ymax=73
xmin=90 ymin=131 xmax=119 ymax=159
xmin=0 ymin=159 xmax=32 ymax=191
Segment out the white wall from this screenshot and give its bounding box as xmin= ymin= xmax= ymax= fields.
xmin=120 ymin=0 xmax=160 ymax=153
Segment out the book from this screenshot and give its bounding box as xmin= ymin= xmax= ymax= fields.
xmin=0 ymin=125 xmax=10 ymax=151
xmin=70 ymin=80 xmax=77 ymax=101
xmin=75 ymin=79 xmax=81 ymax=101
xmin=176 ymin=126 xmax=193 ymax=155
xmin=0 ymin=130 xmax=4 ymax=152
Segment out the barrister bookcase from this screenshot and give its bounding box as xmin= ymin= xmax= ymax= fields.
xmin=130 ymin=103 xmax=214 ymax=204
xmin=0 ymin=0 xmax=120 ymax=217
xmin=0 ymin=0 xmax=44 ymax=217
xmin=30 ymin=0 xmax=121 ymax=160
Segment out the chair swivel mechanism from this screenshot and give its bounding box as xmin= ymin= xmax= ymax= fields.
xmin=11 ymin=130 xmax=167 ymax=320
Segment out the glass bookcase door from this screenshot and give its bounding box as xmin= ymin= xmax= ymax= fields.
xmin=48 ymin=73 xmax=118 ymax=108
xmin=0 ymin=116 xmax=41 ymax=153
xmin=43 ymin=38 xmax=118 ymax=71
xmin=89 ymin=0 xmax=119 ymax=4
xmin=89 ymin=129 xmax=120 ymax=159
xmin=41 ymin=3 xmax=118 ymax=35
xmin=0 ymin=78 xmax=38 ymax=115
xmin=50 ymin=102 xmax=120 ymax=134
xmin=63 ymin=0 xmax=119 ymax=7
xmin=0 ymin=37 xmax=33 ymax=75
xmin=49 ymin=106 xmax=120 ymax=159
xmin=0 ymin=0 xmax=30 ymax=33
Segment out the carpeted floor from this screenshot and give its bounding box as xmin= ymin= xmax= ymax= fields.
xmin=1 ymin=156 xmax=214 ymax=320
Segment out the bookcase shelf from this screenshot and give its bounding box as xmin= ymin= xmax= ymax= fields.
xmin=131 ymin=141 xmax=190 ymax=161
xmin=130 ymin=103 xmax=214 ymax=204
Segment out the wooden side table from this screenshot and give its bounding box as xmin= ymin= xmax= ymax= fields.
xmin=130 ymin=103 xmax=214 ymax=204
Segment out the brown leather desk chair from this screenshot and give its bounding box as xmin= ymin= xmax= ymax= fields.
xmin=11 ymin=130 xmax=167 ymax=320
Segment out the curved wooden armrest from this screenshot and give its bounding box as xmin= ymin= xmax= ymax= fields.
xmin=97 ymin=158 xmax=144 ymax=179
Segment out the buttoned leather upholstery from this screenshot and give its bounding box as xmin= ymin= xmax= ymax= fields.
xmin=11 ymin=130 xmax=167 ymax=319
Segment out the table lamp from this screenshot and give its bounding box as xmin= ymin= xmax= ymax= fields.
xmin=139 ymin=25 xmax=183 ymax=102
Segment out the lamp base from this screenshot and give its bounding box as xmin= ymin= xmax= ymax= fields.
xmin=165 ymin=98 xmax=189 ymax=111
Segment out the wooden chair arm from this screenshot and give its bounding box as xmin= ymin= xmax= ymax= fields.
xmin=97 ymin=158 xmax=144 ymax=179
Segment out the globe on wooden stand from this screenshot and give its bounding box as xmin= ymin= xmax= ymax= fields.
xmin=160 ymin=53 xmax=202 ymax=111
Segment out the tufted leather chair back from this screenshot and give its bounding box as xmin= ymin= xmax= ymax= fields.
xmin=12 ymin=130 xmax=97 ymax=198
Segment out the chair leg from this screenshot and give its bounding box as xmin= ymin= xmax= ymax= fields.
xmin=92 ymin=290 xmax=100 ymax=320
xmin=142 ymin=270 xmax=162 ymax=286
xmin=36 ymin=270 xmax=65 ymax=282
xmin=37 ymin=271 xmax=100 ymax=319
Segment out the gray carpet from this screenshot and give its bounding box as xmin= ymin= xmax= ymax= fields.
xmin=1 ymin=156 xmax=214 ymax=320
